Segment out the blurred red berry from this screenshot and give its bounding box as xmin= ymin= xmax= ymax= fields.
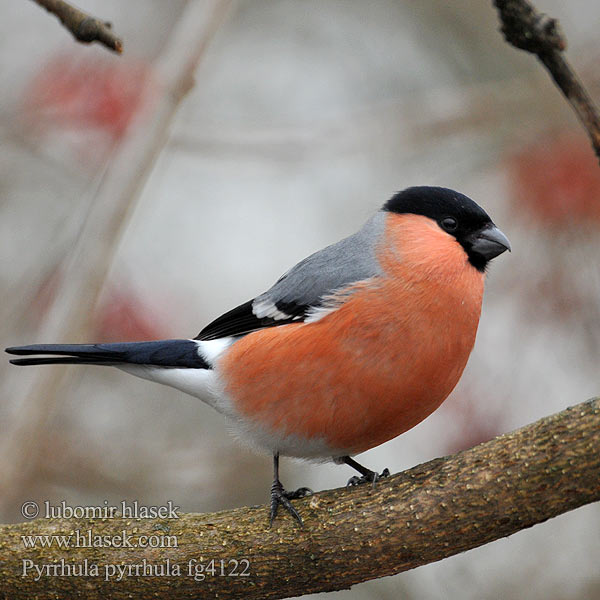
xmin=28 ymin=268 xmax=171 ymax=341
xmin=23 ymin=53 xmax=154 ymax=141
xmin=508 ymin=131 xmax=600 ymax=225
xmin=94 ymin=286 xmax=170 ymax=342
xmin=29 ymin=266 xmax=61 ymax=322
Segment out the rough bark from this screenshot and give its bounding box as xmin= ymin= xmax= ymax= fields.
xmin=1 ymin=398 xmax=598 ymax=599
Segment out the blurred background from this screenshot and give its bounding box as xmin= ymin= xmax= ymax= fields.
xmin=1 ymin=0 xmax=600 ymax=598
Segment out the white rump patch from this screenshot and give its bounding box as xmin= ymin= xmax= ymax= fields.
xmin=195 ymin=337 xmax=234 ymax=366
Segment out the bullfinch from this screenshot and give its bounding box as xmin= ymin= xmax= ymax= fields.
xmin=7 ymin=186 xmax=511 ymax=526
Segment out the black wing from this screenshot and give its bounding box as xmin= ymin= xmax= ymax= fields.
xmin=194 ymin=299 xmax=309 ymax=341
xmin=195 ymin=213 xmax=383 ymax=341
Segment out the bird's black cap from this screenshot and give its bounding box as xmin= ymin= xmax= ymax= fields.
xmin=384 ymin=186 xmax=490 ymax=226
xmin=384 ymin=186 xmax=510 ymax=271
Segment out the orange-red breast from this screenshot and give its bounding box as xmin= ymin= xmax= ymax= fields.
xmin=7 ymin=186 xmax=510 ymax=526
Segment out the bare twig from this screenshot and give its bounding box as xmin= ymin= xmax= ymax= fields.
xmin=31 ymin=0 xmax=123 ymax=53
xmin=494 ymin=0 xmax=600 ymax=160
xmin=0 ymin=0 xmax=234 ymax=518
xmin=0 ymin=398 xmax=598 ymax=599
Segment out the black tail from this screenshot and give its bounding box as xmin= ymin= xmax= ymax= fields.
xmin=6 ymin=340 xmax=209 ymax=368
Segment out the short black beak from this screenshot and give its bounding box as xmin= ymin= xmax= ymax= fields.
xmin=467 ymin=224 xmax=511 ymax=261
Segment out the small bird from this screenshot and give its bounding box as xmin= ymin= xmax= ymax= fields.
xmin=7 ymin=187 xmax=510 ymax=526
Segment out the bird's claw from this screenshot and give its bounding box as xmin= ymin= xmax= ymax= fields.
xmin=285 ymin=486 xmax=313 ymax=499
xmin=269 ymin=481 xmax=309 ymax=527
xmin=346 ymin=467 xmax=390 ymax=488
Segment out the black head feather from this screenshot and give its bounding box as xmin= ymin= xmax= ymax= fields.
xmin=384 ymin=186 xmax=508 ymax=271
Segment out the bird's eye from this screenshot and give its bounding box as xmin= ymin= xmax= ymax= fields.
xmin=441 ymin=217 xmax=458 ymax=232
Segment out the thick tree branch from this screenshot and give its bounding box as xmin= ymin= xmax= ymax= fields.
xmin=31 ymin=0 xmax=123 ymax=53
xmin=1 ymin=398 xmax=598 ymax=599
xmin=494 ymin=0 xmax=600 ymax=160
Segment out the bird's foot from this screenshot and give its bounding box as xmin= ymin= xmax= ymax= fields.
xmin=346 ymin=467 xmax=390 ymax=488
xmin=269 ymin=481 xmax=312 ymax=527
xmin=285 ymin=486 xmax=313 ymax=499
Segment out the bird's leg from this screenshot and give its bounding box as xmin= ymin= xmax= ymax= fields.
xmin=341 ymin=455 xmax=390 ymax=488
xmin=269 ymin=453 xmax=312 ymax=527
